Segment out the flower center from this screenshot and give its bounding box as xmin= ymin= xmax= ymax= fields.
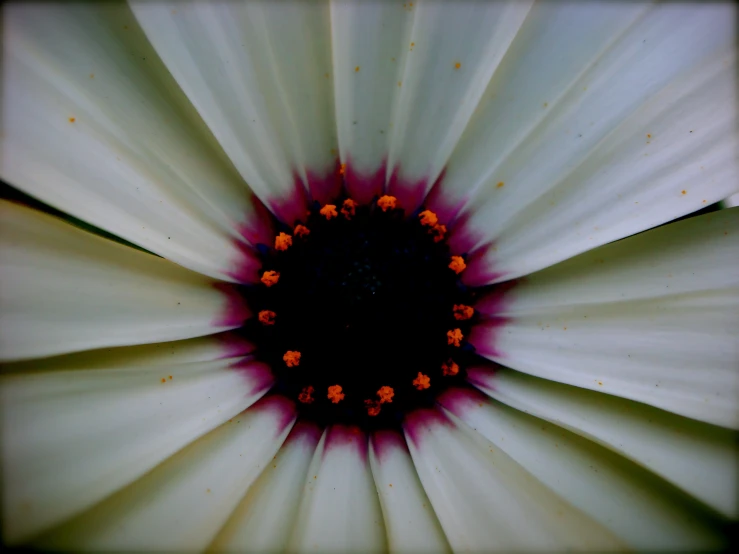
xmin=243 ymin=196 xmax=477 ymax=426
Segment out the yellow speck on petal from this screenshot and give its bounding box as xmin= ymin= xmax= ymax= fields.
xmin=543 ymin=102 xmax=548 ymax=108
xmin=681 ymin=190 xmax=687 ymax=195
xmin=397 ymin=81 xmax=402 ymax=87
xmin=454 ymin=62 xmax=461 ymax=70
xmin=68 ymin=117 xmax=76 ymax=123
xmin=89 ymin=73 xmax=94 ymax=79
xmin=355 ymin=66 xmax=360 ymax=72
xmin=410 ymin=42 xmax=415 ymax=51
xmin=496 ymin=181 xmax=505 ymax=189
xmin=161 ymin=378 xmax=166 ymax=383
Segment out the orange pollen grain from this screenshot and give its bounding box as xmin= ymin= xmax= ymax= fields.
xmin=496 ymin=181 xmax=505 ymax=189
xmin=365 ymin=399 xmax=382 ymax=416
xmin=430 ymin=223 xmax=447 ymax=243
xmin=320 ymin=204 xmax=338 ymax=220
xmin=449 ymin=256 xmax=466 ymax=274
xmin=355 ymin=66 xmax=360 ymax=72
xmin=413 ymin=372 xmax=431 ymax=390
xmin=274 ymin=232 xmax=293 ymax=251
xmin=261 ymin=271 xmax=280 ymax=287
xmin=447 ymin=328 xmax=464 ymax=347
xmin=298 ymin=385 xmax=315 ymax=404
xmin=68 ymin=117 xmax=76 ymax=123
xmin=377 ymin=386 xmax=395 ymax=404
xmin=442 ymin=359 xmax=460 ymax=376
xmin=418 ymin=210 xmax=439 ymax=227
xmin=283 ymin=350 xmax=301 ymax=367
xmin=454 ymin=62 xmax=461 ymax=70
xmin=327 ymin=385 xmax=345 ymax=404
xmin=258 ymin=310 xmax=276 ymax=325
xmin=453 ymin=304 xmax=474 ymax=320
xmin=377 ymin=195 xmax=397 ymax=212
xmin=339 ymin=163 xmax=347 ymax=176
xmin=294 ymin=224 xmax=310 ymax=238
xmin=341 ymin=198 xmax=357 ymax=219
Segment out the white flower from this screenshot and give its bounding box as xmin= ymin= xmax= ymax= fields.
xmin=1 ymin=0 xmax=737 ymax=552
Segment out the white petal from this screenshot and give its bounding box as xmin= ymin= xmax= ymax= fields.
xmin=471 ymin=209 xmax=739 ymax=428
xmin=439 ymin=386 xmax=728 ymax=549
xmin=0 ymin=201 xmax=251 ymax=361
xmin=724 ymin=193 xmax=739 ymax=208
xmin=1 ymin=336 xmax=272 ymax=544
xmin=1 ymin=2 xmax=270 ymax=280
xmin=288 ymin=425 xmax=387 ymax=553
xmin=35 ymin=396 xmax=295 ymax=551
xmin=369 ymin=430 xmax=450 ymax=554
xmin=468 ymin=366 xmax=739 ymax=518
xmin=437 ymin=3 xmax=737 ymax=283
xmin=403 ymin=409 xmax=623 ymax=551
xmin=131 ymin=0 xmax=338 ymax=222
xmin=209 ymin=421 xmax=322 ymax=553
xmin=332 ymin=0 xmax=531 ymax=211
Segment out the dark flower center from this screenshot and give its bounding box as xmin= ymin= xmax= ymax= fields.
xmin=241 ymin=196 xmax=477 ymax=427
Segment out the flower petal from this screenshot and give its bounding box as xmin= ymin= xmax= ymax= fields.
xmin=466 ymin=366 xmax=738 ymax=520
xmin=369 ymin=430 xmax=450 ymax=554
xmin=0 ymin=201 xmax=252 ymax=361
xmin=403 ymin=408 xmax=623 ymax=551
xmin=442 ymin=387 xmax=729 ymax=548
xmin=1 ymin=2 xmax=270 ymax=280
xmin=209 ymin=421 xmax=322 ymax=552
xmin=331 ymin=0 xmax=531 ymax=209
xmin=131 ymin=0 xmax=338 ymax=220
xmin=35 ymin=396 xmax=295 ymax=551
xmin=437 ymin=2 xmax=737 ymax=283
xmin=471 ymin=209 xmax=739 ymax=428
xmin=288 ymin=425 xmax=387 ymax=553
xmin=1 ymin=335 xmax=271 ymax=544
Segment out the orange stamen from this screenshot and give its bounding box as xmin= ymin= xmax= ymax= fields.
xmin=298 ymin=385 xmax=315 ymax=404
xmin=261 ymin=270 xmax=280 ymax=287
xmin=320 ymin=204 xmax=338 ymax=220
xmin=274 ymin=232 xmax=293 ymax=251
xmin=365 ymin=399 xmax=382 ymax=416
xmin=430 ymin=223 xmax=447 ymax=243
xmin=377 ymin=195 xmax=397 ymax=212
xmin=339 ymin=163 xmax=347 ymax=176
xmin=377 ymin=386 xmax=395 ymax=404
xmin=453 ymin=304 xmax=474 ymax=321
xmin=327 ymin=384 xmax=345 ymax=404
xmin=418 ymin=210 xmax=438 ymax=227
xmin=283 ymin=350 xmax=302 ymax=367
xmin=413 ymin=372 xmax=431 ymax=390
xmin=294 ymin=224 xmax=310 ymax=238
xmin=258 ymin=310 xmax=276 ymax=325
xmin=341 ymin=198 xmax=357 ymax=219
xmin=447 ymin=328 xmax=463 ymax=347
xmin=442 ymin=359 xmax=460 ymax=376
xmin=449 ymin=255 xmax=466 ymax=274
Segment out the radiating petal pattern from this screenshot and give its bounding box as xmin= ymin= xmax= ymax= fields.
xmin=471 ymin=209 xmax=739 ymax=428
xmin=131 ymin=0 xmax=338 ymax=223
xmin=0 ymin=201 xmax=252 ymax=361
xmin=331 ymin=0 xmax=531 ymax=210
xmin=35 ymin=396 xmax=295 ymax=551
xmin=209 ymin=421 xmax=322 ymax=553
xmin=466 ymin=366 xmax=739 ymax=519
xmin=440 ymin=387 xmax=729 ymax=549
xmin=369 ymin=430 xmax=450 ymax=553
xmin=1 ymin=2 xmax=270 ymax=280
xmin=1 ymin=334 xmax=270 ymax=543
xmin=403 ymin=409 xmax=624 ymax=551
xmin=436 ymin=2 xmax=737 ymax=283
xmin=288 ymin=425 xmax=387 ymax=553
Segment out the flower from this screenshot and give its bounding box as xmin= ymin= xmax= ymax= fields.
xmin=0 ymin=1 xmax=737 ymax=552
